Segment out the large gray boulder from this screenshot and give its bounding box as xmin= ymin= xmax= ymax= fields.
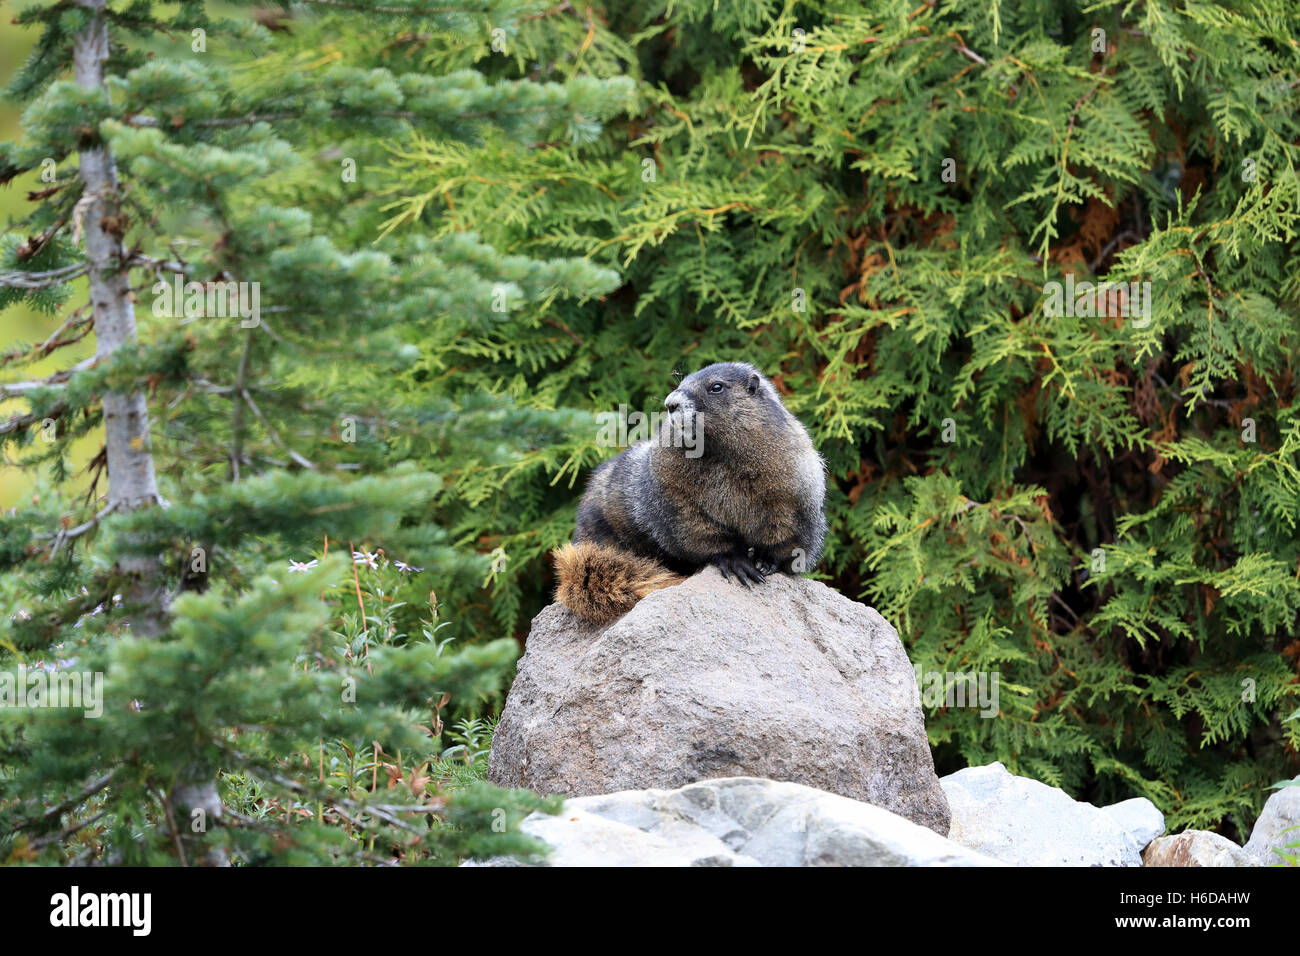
xmin=1243 ymin=782 xmax=1300 ymax=866
xmin=468 ymin=777 xmax=996 ymax=867
xmin=488 ymin=567 xmax=951 ymax=835
xmin=941 ymin=762 xmax=1161 ymax=866
xmin=1143 ymin=831 xmax=1253 ymax=867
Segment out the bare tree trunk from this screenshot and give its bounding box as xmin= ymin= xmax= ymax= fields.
xmin=73 ymin=0 xmax=225 ymax=865
xmin=73 ymin=0 xmax=166 ymax=624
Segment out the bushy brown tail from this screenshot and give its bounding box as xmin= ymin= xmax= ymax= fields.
xmin=552 ymin=542 xmax=684 ymax=625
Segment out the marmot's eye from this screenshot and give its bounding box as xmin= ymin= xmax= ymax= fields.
xmin=708 ymin=382 xmax=724 ymax=393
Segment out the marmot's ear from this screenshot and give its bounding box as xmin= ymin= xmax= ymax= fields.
xmin=747 ymin=372 xmax=760 ymax=394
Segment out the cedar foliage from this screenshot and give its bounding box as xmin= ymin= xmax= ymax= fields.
xmin=381 ymin=0 xmax=1300 ymax=836
xmin=0 ymin=0 xmax=1296 ymax=861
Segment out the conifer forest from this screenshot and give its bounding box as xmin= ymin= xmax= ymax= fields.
xmin=0 ymin=0 xmax=1296 ymax=880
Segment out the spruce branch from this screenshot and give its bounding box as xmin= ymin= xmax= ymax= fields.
xmin=0 ymin=355 xmax=97 ymax=397
xmin=0 ymin=262 xmax=88 ymax=290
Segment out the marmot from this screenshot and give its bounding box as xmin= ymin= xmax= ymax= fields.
xmin=553 ymin=362 xmax=826 ymax=624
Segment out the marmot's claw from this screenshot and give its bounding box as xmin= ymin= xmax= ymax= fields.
xmin=712 ymin=554 xmax=766 ymax=587
xmin=739 ymin=558 xmax=767 ymax=586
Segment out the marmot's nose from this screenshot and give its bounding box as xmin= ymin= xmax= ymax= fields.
xmin=664 ymin=391 xmax=682 ymax=413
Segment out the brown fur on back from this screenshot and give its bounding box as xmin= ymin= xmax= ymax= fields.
xmin=553 ymin=542 xmax=684 ymax=624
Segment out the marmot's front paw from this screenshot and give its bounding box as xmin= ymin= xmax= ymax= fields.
xmin=711 ymin=552 xmax=766 ymax=588
xmin=748 ymin=547 xmax=781 ymax=577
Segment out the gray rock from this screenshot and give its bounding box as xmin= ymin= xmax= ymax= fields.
xmin=941 ymin=762 xmax=1144 ymax=866
xmin=489 ymin=567 xmax=950 ymax=834
xmin=1143 ymin=831 xmax=1253 ymax=867
xmin=1243 ymin=782 xmax=1300 ymax=866
xmin=1103 ymin=797 xmax=1166 ymax=857
xmin=514 ymin=804 xmax=758 ymax=867
xmin=469 ymin=777 xmax=997 ymax=867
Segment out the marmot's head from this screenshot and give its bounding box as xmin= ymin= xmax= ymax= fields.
xmin=659 ymin=362 xmax=787 ymax=456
